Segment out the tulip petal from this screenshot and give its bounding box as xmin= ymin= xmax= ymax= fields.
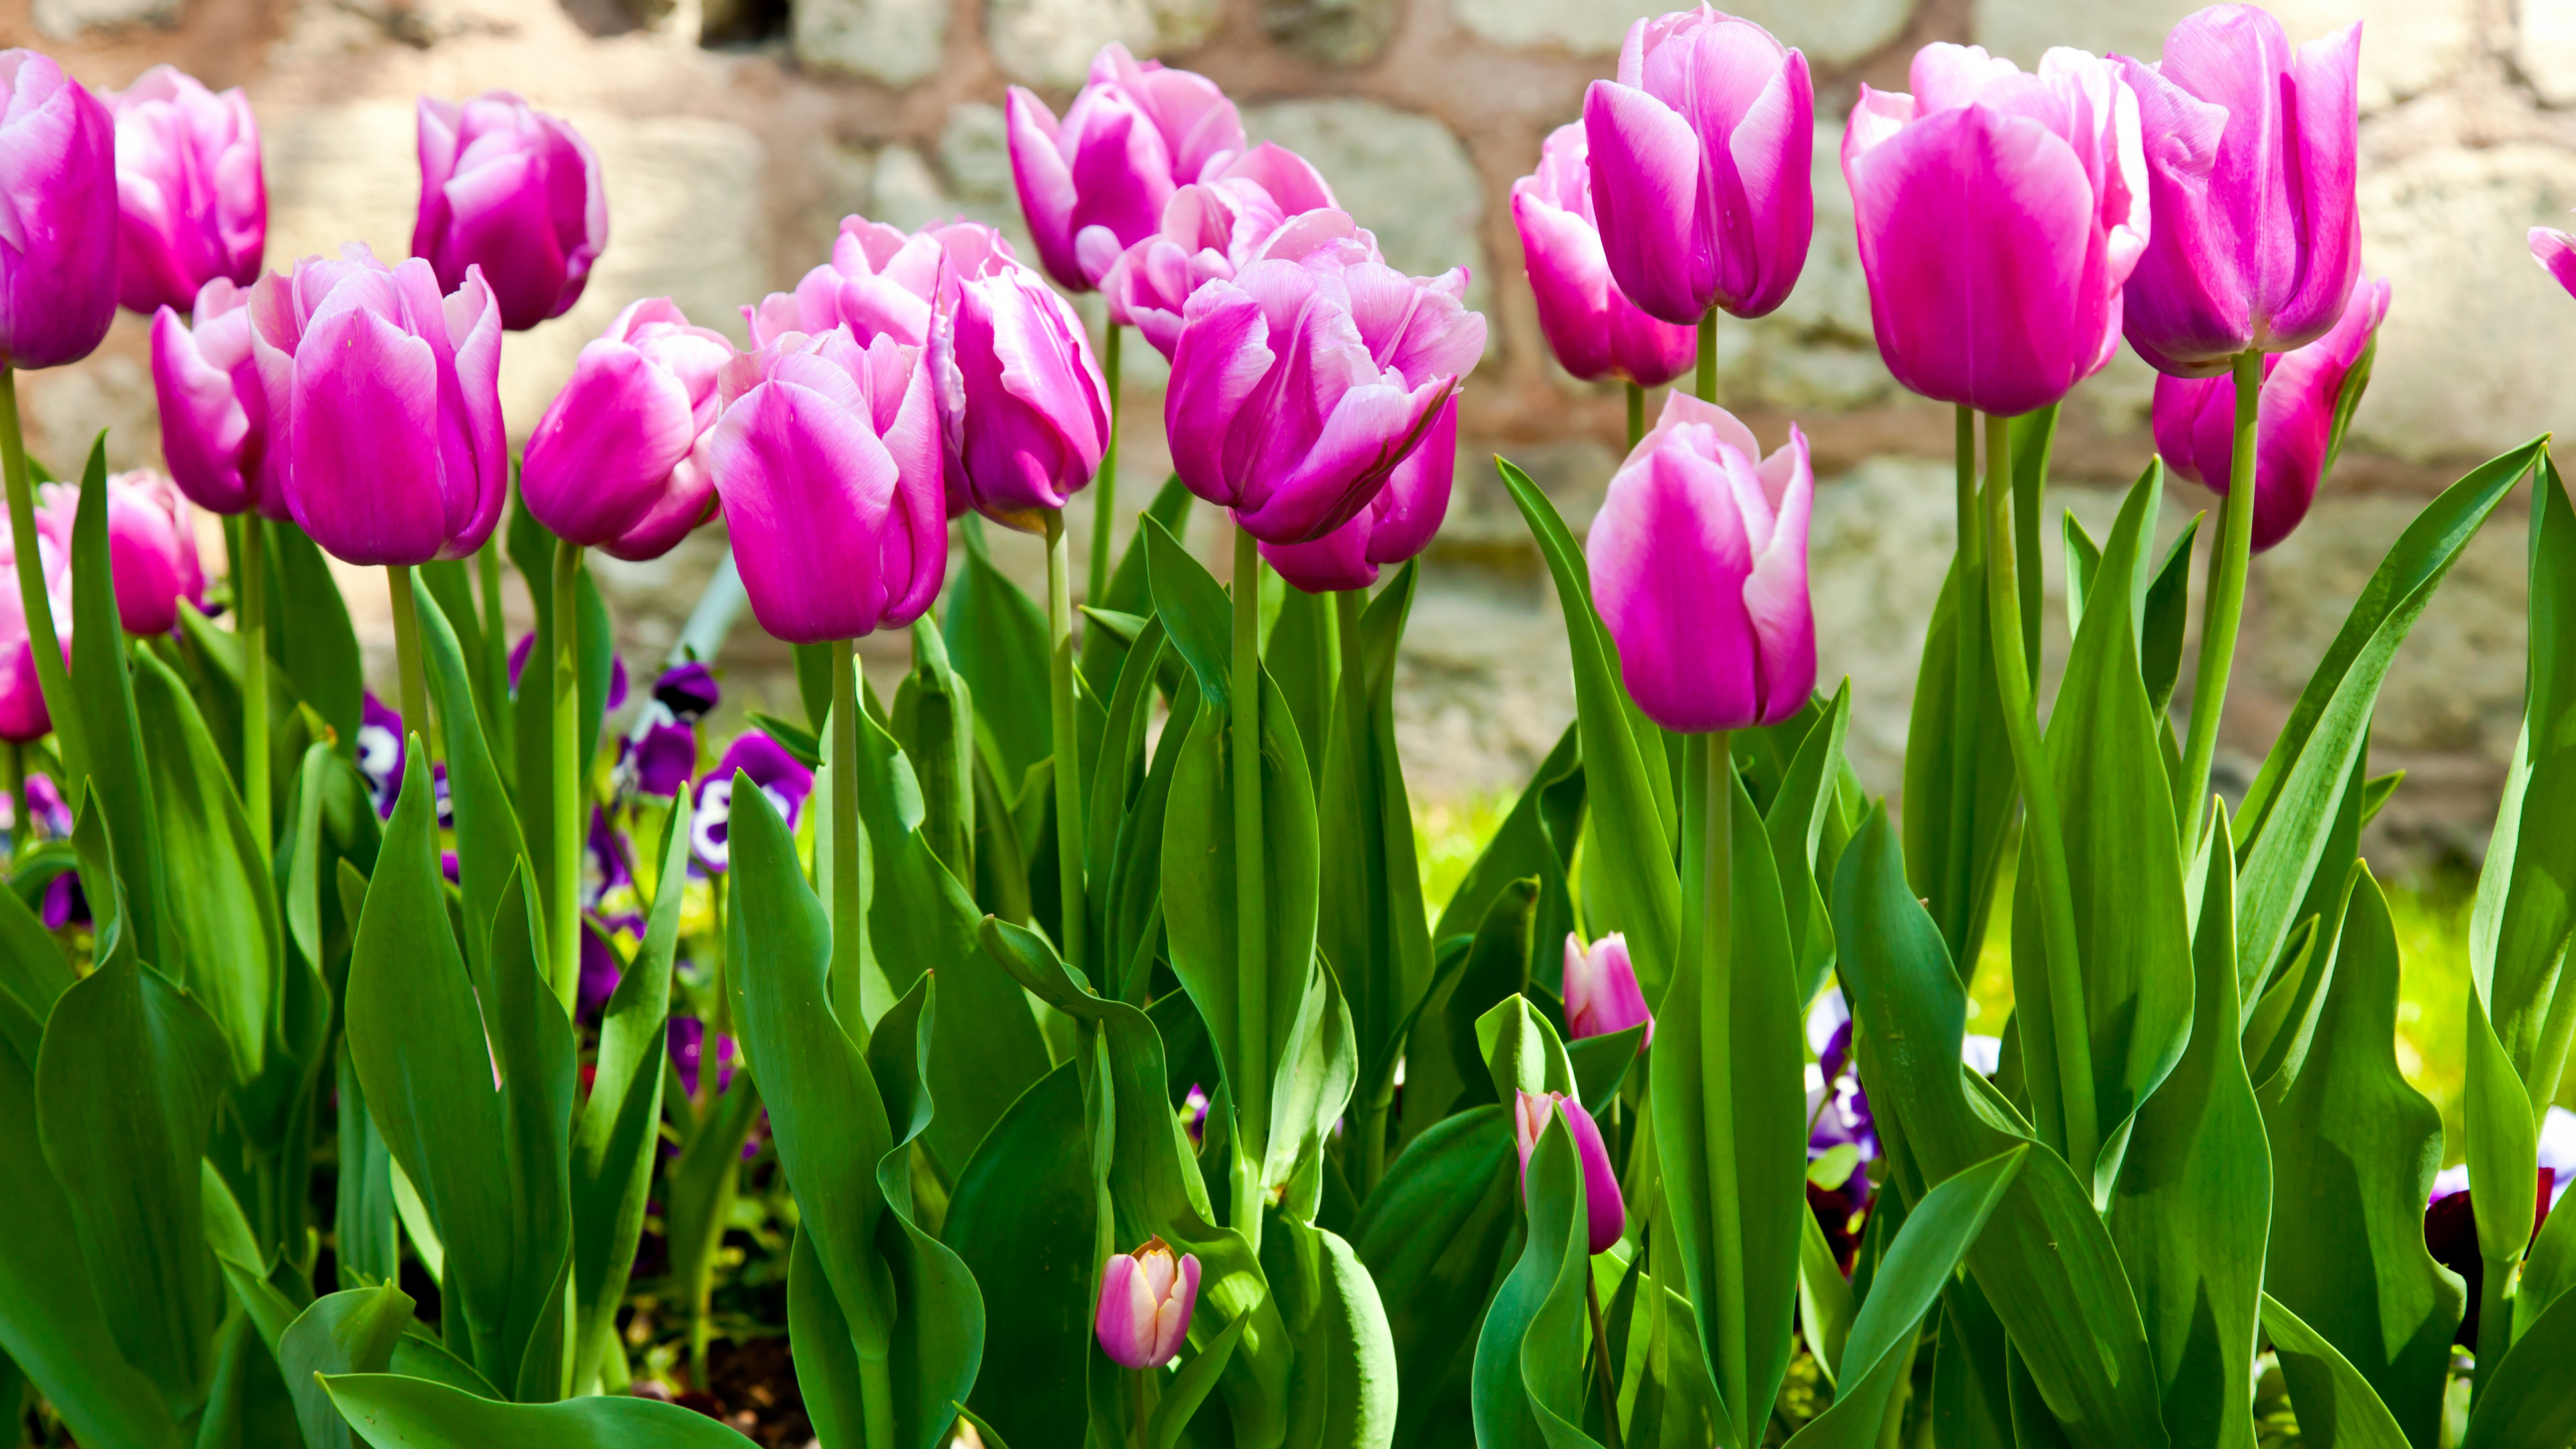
xmin=284 ymin=305 xmax=450 ymax=566
xmin=1589 ymin=437 xmax=1761 ymax=733
xmin=2534 ymin=226 xmax=2576 ymax=301
xmin=706 ymin=379 xmax=903 ymax=643
xmin=523 ymin=339 xmax=699 ymax=546
xmin=1584 ymin=79 xmax=1707 ymax=326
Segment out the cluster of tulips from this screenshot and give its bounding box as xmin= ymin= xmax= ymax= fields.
xmin=0 ymin=1 xmax=2574 ymax=1446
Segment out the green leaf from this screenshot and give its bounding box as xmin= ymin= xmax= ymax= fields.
xmin=2258 ymin=1293 xmax=2412 ymax=1449
xmin=322 ymin=1373 xmax=757 ymax=1446
xmin=1352 ymin=1106 xmax=1517 ymax=1448
xmin=268 ymin=521 xmax=363 ymax=753
xmin=947 ymin=517 xmax=1054 ymax=788
xmin=1766 ymin=681 xmax=1853 ymax=1005
xmin=1080 ymin=472 xmax=1193 ymax=698
xmin=2140 ymin=515 xmax=2202 ymax=718
xmin=1470 ymin=1108 xmax=1603 ymax=1449
xmin=1500 ymin=458 xmax=1678 ymax=998
xmin=890 ymin=618 xmax=977 ymax=884
xmin=1902 ymin=488 xmax=2021 ymax=975
xmin=1267 ymin=582 xmax=1335 ymax=785
xmin=1274 ymin=1218 xmax=1399 ymax=1449
xmin=1143 ymin=515 xmax=1234 ymax=712
xmin=2258 ymin=868 xmax=2460 ymax=1447
xmin=2459 ymin=1272 xmax=2576 ymax=1449
xmin=411 ymin=576 xmax=532 ymax=990
xmin=1784 ymin=1147 xmax=2025 ymax=1448
xmin=1475 ymin=992 xmax=1576 ymax=1106
xmin=417 ymin=559 xmax=494 ymax=750
xmin=65 ymin=439 xmax=169 ymax=971
xmin=1446 ymin=881 xmax=1538 ymax=1113
xmin=1087 ymin=619 xmax=1173 ymax=1003
xmin=280 ymin=1285 xmax=415 ymax=1449
xmin=941 ymin=1064 xmax=1095 ymax=1449
xmin=0 ymin=861 xmax=68 ymax=1038
xmin=1152 ymin=1314 xmax=1246 ymax=1449
xmin=1796 ymin=1210 xmax=1854 ymax=1391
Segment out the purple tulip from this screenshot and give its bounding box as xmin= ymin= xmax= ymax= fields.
xmin=103 ymin=66 xmax=264 ymax=317
xmin=1841 ymin=46 xmax=2155 ymax=418
xmin=932 ymin=253 xmax=1112 ymax=528
xmin=357 ymin=690 xmax=405 ymax=816
xmin=522 ymin=298 xmax=733 ymax=559
xmin=1095 ymin=1237 xmax=1200 ymax=1369
xmin=1587 ymin=392 xmax=1813 ymax=733
xmin=37 ymin=470 xmax=204 ymax=636
xmin=703 ymin=327 xmax=945 ymax=645
xmin=2117 ymin=7 xmax=2360 ymax=376
xmin=1580 ymin=7 xmax=1813 ymax=327
xmin=745 ymin=215 xmax=945 ymax=350
xmin=0 ymin=51 xmax=119 ymax=371
xmin=413 ymin=91 xmax=605 ymax=333
xmin=1006 ymin=42 xmax=1246 ymax=293
xmin=1098 ymin=143 xmax=1368 ymax=360
xmin=690 ymin=732 xmax=815 ymax=873
xmin=152 ymin=279 xmax=286 ymax=519
xmin=1511 ymin=122 xmax=1700 ymax=388
xmin=0 ymin=541 xmax=67 ymax=743
xmin=1514 ymin=1089 xmax=1625 ymax=1254
xmin=1562 ymin=932 xmax=1654 ymax=1049
xmin=1258 ymin=394 xmax=1454 ymax=592
xmin=2154 ymin=274 xmax=2387 ymax=553
xmin=247 ymin=244 xmax=507 ymax=567
xmin=1165 ymin=254 xmax=1486 ymax=546
xmin=2531 ymin=222 xmax=2576 ymax=300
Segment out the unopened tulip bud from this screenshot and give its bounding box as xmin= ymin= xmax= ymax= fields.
xmin=1006 ymin=42 xmax=1246 ymax=293
xmin=37 ymin=470 xmax=204 ymax=636
xmin=522 ymin=298 xmax=732 ymax=559
xmin=0 ymin=50 xmax=119 ymax=370
xmin=1511 ymin=122 xmax=1699 ymax=388
xmin=412 ymin=91 xmax=605 ymax=331
xmin=1563 ymin=932 xmax=1654 ymax=1049
xmin=1095 ymin=1236 xmax=1199 ymax=1369
xmin=932 ymin=254 xmax=1111 ymax=528
xmin=104 ymin=66 xmax=265 ymax=317
xmin=1514 ymin=1089 xmax=1625 ymax=1254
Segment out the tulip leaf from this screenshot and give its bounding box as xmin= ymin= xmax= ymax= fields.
xmin=1150 ymin=1313 xmax=1246 ymax=1449
xmin=1268 ymin=581 xmax=1335 ymax=785
xmin=1273 ymin=1216 xmax=1399 ymax=1449
xmin=946 ymin=516 xmax=1054 ymax=789
xmin=2141 ymin=515 xmax=2202 ymax=719
xmin=1927 ymin=1273 xmax=2015 ymax=1449
xmin=1351 ymin=1104 xmax=1516 ymax=1447
xmin=1432 ymin=718 xmax=1584 ymax=964
xmin=941 ymin=1063 xmax=1095 ymax=1449
xmin=2236 ymin=438 xmax=2544 ymax=987
xmin=411 ymin=576 xmax=532 ymax=991
xmin=1444 ymin=879 xmax=1538 ymax=1114
xmin=280 ymin=1285 xmax=415 ymax=1449
xmin=322 ymin=1373 xmax=757 ymax=1447
xmin=1087 ymin=619 xmax=1173 ymax=1004
xmin=1081 ymin=472 xmax=1194 ymax=696
xmin=1142 ymin=514 xmax=1234 ymax=712
xmin=0 ymin=863 xmax=68 ymax=1036
xmin=1475 ymin=993 xmax=1576 ymax=1106
xmin=1501 ymin=458 xmax=1678 ymax=1000
xmin=333 ymin=1047 xmax=398 ymax=1290
xmin=1470 ymin=1109 xmax=1603 ymax=1449
xmin=1766 ymin=679 xmax=1853 ymax=1005
xmin=891 ymin=617 xmax=977 ymax=883
xmin=266 ymin=520 xmax=364 ymax=755
xmin=1900 ymin=536 xmax=2021 ymax=980
xmin=64 ymin=439 xmax=170 ymax=973
xmin=2060 ymin=509 xmax=2102 ymax=635
xmin=2257 ymin=1293 xmax=2412 ymax=1449
xmin=417 ymin=559 xmax=494 ymax=749
xmin=2258 ymin=867 xmax=2460 ymax=1446
xmin=2459 ymin=1269 xmax=2576 ymax=1449
xmin=284 ymin=743 xmax=380 ymax=1003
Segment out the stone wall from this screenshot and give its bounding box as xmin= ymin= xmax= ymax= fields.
xmin=11 ymin=0 xmax=2576 ymax=863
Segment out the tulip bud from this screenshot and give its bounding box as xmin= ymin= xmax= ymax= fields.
xmin=0 ymin=540 xmax=68 ymax=743
xmin=1562 ymin=932 xmax=1654 ymax=1049
xmin=1510 ymin=122 xmax=1699 ymax=388
xmin=932 ymin=258 xmax=1111 ymax=529
xmin=1165 ymin=255 xmax=1485 ymax=546
xmin=152 ymin=279 xmax=285 ymax=519
xmin=1513 ymin=1089 xmax=1625 ymax=1254
xmin=0 ymin=50 xmax=119 ymax=371
xmin=522 ymin=298 xmax=733 ymax=559
xmin=690 ymin=733 xmax=816 ymax=874
xmin=1095 ymin=1237 xmax=1200 ymax=1369
xmin=1841 ymin=45 xmax=2155 ymax=417
xmin=248 ymin=246 xmax=507 ymax=567
xmin=2118 ymin=7 xmax=2361 ymax=375
xmin=1258 ymin=394 xmax=1454 ymax=593
xmin=1097 ymin=143 xmax=1365 ymax=360
xmin=412 ymin=91 xmax=606 ymax=332
xmin=2154 ymin=276 xmax=2387 ymax=553
xmin=703 ymin=328 xmax=945 ymax=645
xmin=36 ymin=470 xmax=204 ymax=637
xmin=1006 ymin=42 xmax=1246 ymax=293
xmin=745 ymin=215 xmax=946 ymax=350
xmin=1587 ymin=393 xmax=1813 ymax=733
xmin=1580 ymin=7 xmax=1813 ymax=327
xmin=103 ymin=66 xmax=265 ymax=317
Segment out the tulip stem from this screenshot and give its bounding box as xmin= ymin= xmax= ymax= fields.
xmin=3 ymin=742 xmax=25 ymax=867
xmin=830 ymin=639 xmax=865 ymax=1028
xmin=1232 ymin=523 xmax=1269 ymax=1255
xmin=1627 ymin=382 xmax=1647 ymax=451
xmin=2474 ymin=1255 xmax=2514 ymax=1402
xmin=2178 ymin=351 xmax=2264 ymax=843
xmin=1695 ymin=313 xmax=1717 ymax=405
xmin=1046 ymin=509 xmax=1087 ymax=985
xmin=0 ymin=369 xmax=79 ymax=782
xmin=1587 ymin=1263 xmax=1625 ymax=1449
xmin=240 ymin=515 xmax=270 ymax=847
xmin=1980 ymin=411 xmax=2098 ymax=1179
xmin=478 ymin=534 xmax=510 ymax=770
xmin=386 ymin=566 xmax=431 ymax=769
xmin=1089 ymin=324 xmax=1123 ymax=605
xmin=1947 ymin=405 xmax=1983 ymax=961
xmin=1678 ymin=729 xmax=1747 ymax=1444
xmin=551 ymin=539 xmax=586 ymax=1014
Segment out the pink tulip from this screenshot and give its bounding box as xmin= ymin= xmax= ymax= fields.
xmin=0 ymin=50 xmax=119 ymax=371
xmin=2530 ymin=222 xmax=2576 ymax=301
xmin=103 ymin=66 xmax=264 ymax=317
xmin=1258 ymin=394 xmax=1454 ymax=592
xmin=1006 ymin=42 xmax=1246 ymax=292
xmin=151 ymin=278 xmax=285 ymax=519
xmin=1587 ymin=392 xmax=1812 ymax=733
xmin=2154 ymin=275 xmax=2386 ymax=553
xmin=413 ymin=91 xmax=606 ymax=333
xmin=1562 ymin=932 xmax=1654 ymax=1048
xmin=1511 ymin=122 xmax=1700 ymax=388
xmin=1165 ymin=254 xmax=1486 ymax=545
xmin=247 ymin=244 xmax=508 ymax=567
xmin=1097 ymin=143 xmax=1368 ymax=360
xmin=522 ymin=298 xmax=733 ymax=559
xmin=702 ymin=328 xmax=945 ymax=645
xmin=0 ymin=535 xmax=67 ymax=742
xmin=1841 ymin=45 xmax=2154 ymax=417
xmin=1095 ymin=1237 xmax=1200 ymax=1370
xmin=36 ymin=470 xmax=203 ymax=637
xmin=2118 ymin=7 xmax=2360 ymax=376
xmin=1580 ymin=7 xmax=1813 ymax=327
xmin=932 ymin=254 xmax=1111 ymax=527
xmin=744 ymin=215 xmax=947 ymax=350
xmin=1514 ymin=1089 xmax=1625 ymax=1254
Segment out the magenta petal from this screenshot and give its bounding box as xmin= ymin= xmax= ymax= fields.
xmin=151 ymin=305 xmax=256 ymax=515
xmin=1588 ymin=425 xmax=1761 ymax=733
xmin=1584 ymin=79 xmax=1707 ymax=327
xmin=1165 ymin=284 xmax=1273 ymax=511
xmin=2535 ymin=227 xmax=2576 ymax=301
xmin=284 ymin=306 xmax=450 ymax=566
xmin=1560 ymin=1099 xmax=1626 ymax=1254
xmin=1261 ymin=513 xmax=1377 ymax=592
xmin=523 ymin=340 xmax=698 ymax=546
xmin=706 ymin=379 xmax=902 ymax=643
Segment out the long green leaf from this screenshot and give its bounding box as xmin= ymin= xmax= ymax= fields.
xmin=1470 ymin=1108 xmax=1605 ymax=1449
xmin=66 ymin=438 xmax=168 ymax=970
xmin=1274 ymin=1217 xmax=1399 ymax=1448
xmin=267 ymin=520 xmax=362 ymax=753
xmin=941 ymin=1064 xmax=1095 ymax=1449
xmin=2459 ymin=1272 xmax=2576 ymax=1449
xmin=280 ymin=1285 xmax=415 ymax=1449
xmin=1352 ymin=1106 xmax=1518 ymax=1447
xmin=323 ymin=1374 xmax=756 ymax=1446
xmin=946 ymin=517 xmax=1054 ymax=787
xmin=411 ymin=576 xmax=531 ymax=990
xmin=2259 ymin=1293 xmax=2412 ymax=1449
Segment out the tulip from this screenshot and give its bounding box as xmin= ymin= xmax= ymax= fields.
xmin=1587 ymin=392 xmax=1813 ymax=733
xmin=1098 ymin=143 xmax=1364 ymax=359
xmin=1511 ymin=122 xmax=1700 ymax=390
xmin=1841 ymin=45 xmax=2153 ymax=418
xmin=37 ymin=470 xmax=205 ymax=636
xmin=1094 ymin=1237 xmax=1200 ymax=1369
xmin=932 ymin=258 xmax=1112 ymax=527
xmin=1580 ymin=7 xmax=1813 ymax=329
xmin=412 ymin=91 xmax=606 ymax=332
xmin=2118 ymin=7 xmax=2361 ymax=376
xmin=1165 ymin=255 xmax=1487 ymax=546
xmin=689 ymin=732 xmax=815 ymax=873
xmin=2155 ymin=275 xmax=2386 ymax=553
xmin=744 ymin=215 xmax=947 ymax=350
xmin=0 ymin=541 xmax=68 ymax=743
xmin=103 ymin=66 xmax=264 ymax=317
xmin=152 ymin=279 xmax=285 ymax=519
xmin=1006 ymin=42 xmax=1246 ymax=293
xmin=0 ymin=50 xmax=119 ymax=372
xmin=522 ymin=297 xmax=733 ymax=558
xmin=1257 ymin=395 xmax=1455 ymax=594
xmin=1562 ymin=931 xmax=1654 ymax=1048
xmin=1513 ymin=1089 xmax=1625 ymax=1254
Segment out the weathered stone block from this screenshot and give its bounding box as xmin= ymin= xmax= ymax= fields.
xmin=987 ymin=0 xmax=1224 ymax=89
xmin=1242 ymin=99 xmax=1489 ymax=315
xmin=2520 ymin=0 xmax=2576 ymax=107
xmin=1260 ymin=0 xmax=1400 ymax=67
xmin=33 ymin=0 xmax=177 ymax=38
xmin=794 ymin=0 xmax=949 ymax=87
xmin=1452 ymin=0 xmax=1909 ymax=67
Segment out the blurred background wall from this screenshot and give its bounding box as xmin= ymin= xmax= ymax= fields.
xmin=7 ymin=0 xmax=2576 ymax=866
